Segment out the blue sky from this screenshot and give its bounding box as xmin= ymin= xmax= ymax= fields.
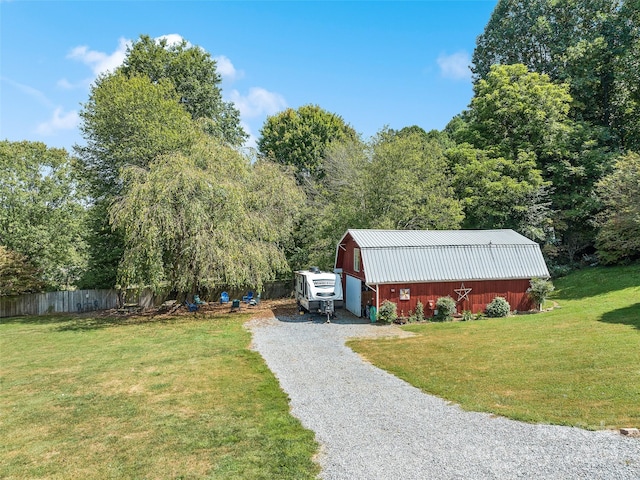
xmin=1 ymin=0 xmax=497 ymax=152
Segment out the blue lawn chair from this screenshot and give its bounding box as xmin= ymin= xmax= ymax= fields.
xmin=194 ymin=295 xmax=206 ymax=305
xmin=185 ymin=300 xmax=198 ymax=312
xmin=242 ymin=291 xmax=254 ymax=303
xmin=220 ymin=291 xmax=229 ymax=304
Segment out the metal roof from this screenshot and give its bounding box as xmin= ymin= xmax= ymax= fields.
xmin=346 ymin=229 xmax=539 ymax=248
xmin=339 ymin=229 xmax=550 ymax=284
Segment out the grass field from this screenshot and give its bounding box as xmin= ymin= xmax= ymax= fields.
xmin=348 ymin=265 xmax=640 ymax=430
xmin=0 ymin=310 xmax=319 ymax=479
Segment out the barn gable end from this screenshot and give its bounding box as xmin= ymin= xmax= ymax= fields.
xmin=335 ymin=229 xmax=550 ymax=317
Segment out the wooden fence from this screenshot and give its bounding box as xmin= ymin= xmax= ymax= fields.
xmin=0 ymin=289 xmax=120 ymax=318
xmin=0 ymin=280 xmax=294 ymax=319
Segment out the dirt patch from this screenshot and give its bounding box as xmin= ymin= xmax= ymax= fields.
xmin=94 ymin=298 xmax=294 ymax=321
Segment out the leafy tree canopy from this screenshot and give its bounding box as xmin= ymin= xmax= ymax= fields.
xmin=77 ymin=72 xmax=197 ymax=199
xmin=456 ymin=64 xmax=572 ymax=163
xmin=0 ymin=246 xmax=43 ymax=296
xmin=76 ymin=200 xmax=124 ymax=289
xmin=0 ymin=141 xmax=87 ymax=289
xmin=472 ymin=0 xmax=639 ymax=147
xmin=257 ymin=104 xmax=357 ymax=180
xmin=451 ymin=63 xmax=620 ymax=259
xmin=613 ymin=1 xmax=640 ymax=150
xmin=291 ymin=130 xmax=464 ymax=270
xmin=446 ymin=144 xmax=549 ymax=240
xmin=368 ymin=130 xmax=463 ymax=230
xmin=111 ymin=134 xmax=304 ymax=292
xmin=595 ymin=152 xmax=640 ymax=264
xmin=75 ymin=72 xmax=198 ymax=287
xmin=292 ymin=138 xmax=370 ymax=270
xmin=120 ymin=34 xmax=247 ymax=146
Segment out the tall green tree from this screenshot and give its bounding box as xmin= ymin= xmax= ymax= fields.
xmin=76 ymin=72 xmax=196 ymax=199
xmin=111 ymin=135 xmax=303 ymax=292
xmin=544 ymin=122 xmax=616 ymax=260
xmin=456 ymin=64 xmax=573 ymax=165
xmin=447 ymin=144 xmax=549 ymax=239
xmin=449 ymin=64 xmax=609 ymax=255
xmin=120 ymin=35 xmax=247 ymax=146
xmin=0 ymin=141 xmax=87 ymax=289
xmin=368 ymin=130 xmax=463 ymax=230
xmin=257 ymin=104 xmax=357 ymax=180
xmin=595 ymin=152 xmax=640 ymax=264
xmin=76 ymin=36 xmax=246 ymax=288
xmin=472 ymin=0 xmax=638 ymax=148
xmin=613 ymin=1 xmax=640 ymax=150
xmin=292 ymin=138 xmax=370 ymax=270
xmin=76 ymin=73 xmax=197 ymax=287
xmin=77 ymin=200 xmax=124 ymax=289
xmin=285 ymin=130 xmax=463 ymax=270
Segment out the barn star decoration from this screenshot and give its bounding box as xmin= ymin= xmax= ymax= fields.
xmin=454 ymin=283 xmax=472 ymax=302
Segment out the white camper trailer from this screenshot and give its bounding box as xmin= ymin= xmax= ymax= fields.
xmin=294 ymin=267 xmax=343 ymax=321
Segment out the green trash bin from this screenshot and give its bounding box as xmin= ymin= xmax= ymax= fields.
xmin=369 ymin=306 xmax=377 ymax=323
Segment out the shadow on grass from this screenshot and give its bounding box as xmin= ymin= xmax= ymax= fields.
xmin=0 ymin=310 xmax=215 ymax=332
xmin=0 ymin=313 xmax=79 ymax=326
xmin=552 ymin=265 xmax=640 ymax=301
xmin=599 ymin=302 xmax=640 ymax=331
xmin=56 ymin=310 xmax=223 ymax=331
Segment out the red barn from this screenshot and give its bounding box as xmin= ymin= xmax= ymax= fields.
xmin=334 ymin=229 xmax=550 ymax=318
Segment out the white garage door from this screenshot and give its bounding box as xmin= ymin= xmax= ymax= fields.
xmin=346 ymin=275 xmax=362 ymax=317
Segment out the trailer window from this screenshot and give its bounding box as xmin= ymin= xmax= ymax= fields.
xmin=354 ymin=248 xmax=360 ymax=272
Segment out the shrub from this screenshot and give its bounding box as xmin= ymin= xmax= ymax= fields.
xmin=461 ymin=310 xmax=473 ymax=322
xmin=548 ymin=262 xmax=572 ymax=278
xmin=485 ymin=296 xmax=510 ymax=317
xmin=434 ymin=296 xmax=456 ymax=321
xmin=527 ymin=277 xmax=555 ymax=311
xmin=414 ymin=300 xmax=425 ymax=322
xmin=378 ymin=300 xmax=398 ymax=324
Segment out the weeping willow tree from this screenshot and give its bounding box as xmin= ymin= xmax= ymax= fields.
xmin=110 ymin=136 xmax=303 ymax=293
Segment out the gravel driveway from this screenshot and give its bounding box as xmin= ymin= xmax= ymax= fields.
xmin=247 ymin=311 xmax=639 ymax=480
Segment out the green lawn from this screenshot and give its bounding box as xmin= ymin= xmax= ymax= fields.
xmin=0 ymin=311 xmax=319 ymax=479
xmin=348 ymin=265 xmax=640 ymax=430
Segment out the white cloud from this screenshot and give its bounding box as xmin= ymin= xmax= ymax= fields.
xmin=229 ymin=87 xmax=287 ymax=119
xmin=67 ymin=37 xmax=131 ymax=77
xmin=66 ymin=34 xmax=194 ymax=82
xmin=36 ymin=107 xmax=79 ymax=135
xmin=1 ymin=76 xmax=54 ymax=107
xmin=437 ymin=51 xmax=472 ymax=80
xmin=214 ymin=55 xmax=243 ymax=82
xmin=57 ymin=77 xmax=92 ymax=90
xmin=56 ymin=78 xmax=75 ymax=89
xmin=157 ymin=33 xmax=189 ymax=47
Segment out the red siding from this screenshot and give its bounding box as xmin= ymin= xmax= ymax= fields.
xmin=337 ymin=235 xmax=366 ymax=280
xmin=377 ymin=279 xmax=533 ymax=316
xmin=336 ymin=234 xmax=367 ymax=295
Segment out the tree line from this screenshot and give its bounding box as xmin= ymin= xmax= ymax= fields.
xmin=1 ymin=0 xmax=639 ymax=295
